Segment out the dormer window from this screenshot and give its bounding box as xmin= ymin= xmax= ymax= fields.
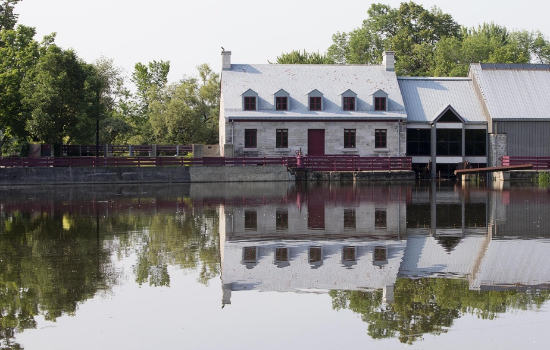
xmin=274 ymin=89 xmax=290 ymax=111
xmin=343 ymin=97 xmax=355 ymax=111
xmin=276 ymin=97 xmax=288 ymax=110
xmin=340 ymin=89 xmax=357 ymax=111
xmin=310 ymin=97 xmax=322 ymax=111
xmin=375 ymin=97 xmax=386 ymax=111
xmin=244 ymin=97 xmax=256 ymax=110
xmin=307 ymin=89 xmax=323 ymax=111
xmin=371 ymin=89 xmax=388 ymax=111
xmin=242 ymin=89 xmax=258 ymax=111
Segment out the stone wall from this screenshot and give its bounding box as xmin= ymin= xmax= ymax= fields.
xmin=489 ymin=133 xmax=507 ymax=167
xmin=225 ymin=120 xmax=405 ymax=157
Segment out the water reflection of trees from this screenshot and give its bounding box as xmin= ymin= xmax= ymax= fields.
xmin=0 ymin=189 xmax=220 ymax=349
xmin=330 ymin=277 xmax=550 ymax=344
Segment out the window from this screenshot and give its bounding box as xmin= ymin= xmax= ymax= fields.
xmin=465 ymin=129 xmax=486 ymax=156
xmin=244 ymin=210 xmax=257 ymax=230
xmin=276 ymin=129 xmax=288 ymax=148
xmin=407 ymin=129 xmax=431 ymax=156
xmin=375 ymin=209 xmax=387 ymax=229
xmin=310 ymin=97 xmax=322 ymax=111
xmin=343 ymin=97 xmax=355 ymax=111
xmin=375 ymin=129 xmax=387 ymax=148
xmin=276 ymin=209 xmax=288 ymax=230
xmin=374 ymin=247 xmax=387 ymax=262
xmin=309 ymin=247 xmax=322 ymax=264
xmin=342 ymin=246 xmax=356 ymax=262
xmin=243 ymin=247 xmax=257 ymax=263
xmin=344 ymin=129 xmax=356 ymax=148
xmin=344 ymin=209 xmax=356 ymax=230
xmin=276 ymin=96 xmax=288 ymax=111
xmin=436 ymin=129 xmax=462 ymax=156
xmin=244 ymin=96 xmax=256 ymax=111
xmin=244 ymin=129 xmax=257 ymax=148
xmin=374 ymin=97 xmax=386 ymax=111
xmin=275 ymin=247 xmax=289 ymax=262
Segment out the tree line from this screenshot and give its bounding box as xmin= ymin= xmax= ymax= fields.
xmin=275 ymin=1 xmax=550 ymax=77
xmin=0 ymin=0 xmax=219 ymax=156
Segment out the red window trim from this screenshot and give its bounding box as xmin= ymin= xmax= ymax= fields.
xmin=374 ymin=97 xmax=386 ymax=111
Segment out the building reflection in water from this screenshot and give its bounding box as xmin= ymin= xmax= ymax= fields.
xmin=220 ymin=182 xmax=550 ymax=307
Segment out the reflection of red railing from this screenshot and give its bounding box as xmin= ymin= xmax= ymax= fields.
xmin=502 ymin=156 xmax=550 ymax=170
xmin=0 ymin=156 xmax=412 ymax=171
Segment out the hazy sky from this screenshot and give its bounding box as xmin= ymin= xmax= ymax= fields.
xmin=16 ymin=0 xmax=550 ymax=83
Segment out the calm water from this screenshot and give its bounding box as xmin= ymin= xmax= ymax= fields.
xmin=1 ymin=182 xmax=550 ymax=349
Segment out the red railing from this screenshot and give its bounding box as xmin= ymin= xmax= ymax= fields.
xmin=62 ymin=145 xmax=192 ymax=157
xmin=502 ymin=156 xmax=550 ymax=170
xmin=0 ymin=156 xmax=412 ymax=171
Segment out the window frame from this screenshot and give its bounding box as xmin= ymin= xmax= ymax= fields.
xmin=244 ymin=129 xmax=257 ymax=148
xmin=344 ymin=129 xmax=356 ymax=149
xmin=343 ymin=96 xmax=355 ymax=111
xmin=375 ymin=129 xmax=387 ymax=148
xmin=276 ymin=129 xmax=288 ymax=148
xmin=244 ymin=96 xmax=256 ymax=111
xmin=276 ymin=96 xmax=288 ymax=111
xmin=309 ymin=96 xmax=322 ymax=111
xmin=374 ymin=97 xmax=387 ymax=111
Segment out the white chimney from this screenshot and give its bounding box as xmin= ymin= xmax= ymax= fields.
xmin=222 ymin=50 xmax=232 ymax=70
xmin=382 ymin=51 xmax=395 ymax=72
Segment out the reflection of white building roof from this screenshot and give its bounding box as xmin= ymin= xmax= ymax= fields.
xmin=221 ymin=240 xmax=406 ymax=293
xmin=470 ymin=239 xmax=550 ymax=290
xmin=399 ymin=234 xmax=489 ymax=278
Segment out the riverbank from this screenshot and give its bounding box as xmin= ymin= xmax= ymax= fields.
xmin=0 ymin=166 xmax=417 ymax=185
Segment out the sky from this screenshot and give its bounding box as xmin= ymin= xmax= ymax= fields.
xmin=15 ymin=0 xmax=550 ymax=84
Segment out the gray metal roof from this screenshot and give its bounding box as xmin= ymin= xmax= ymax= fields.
xmin=397 ymin=77 xmax=486 ymax=123
xmin=470 ymin=63 xmax=550 ymax=120
xmin=221 ymin=64 xmax=406 ymax=119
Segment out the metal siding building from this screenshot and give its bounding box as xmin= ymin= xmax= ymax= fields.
xmin=469 ymin=64 xmax=550 ymax=162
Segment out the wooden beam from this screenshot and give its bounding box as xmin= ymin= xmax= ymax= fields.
xmin=454 ymin=164 xmax=533 ymax=175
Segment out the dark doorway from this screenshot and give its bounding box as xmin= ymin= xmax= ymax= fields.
xmin=308 ymin=129 xmax=325 ymax=156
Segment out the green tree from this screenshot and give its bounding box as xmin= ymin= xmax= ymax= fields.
xmin=147 ymin=64 xmax=220 ymax=145
xmin=0 ymin=25 xmax=38 ymax=155
xmin=21 ymin=38 xmax=102 ymax=152
xmin=330 ymin=277 xmax=550 ymax=344
xmin=272 ymin=49 xmax=334 ymax=64
xmin=327 ymin=2 xmax=461 ymax=75
xmin=93 ymin=56 xmax=134 ymax=144
xmin=0 ymin=0 xmax=21 ymax=33
xmin=129 ymin=60 xmax=170 ymax=144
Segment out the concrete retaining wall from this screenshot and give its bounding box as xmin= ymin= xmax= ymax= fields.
xmin=0 ymin=166 xmax=415 ymax=185
xmin=0 ymin=166 xmax=293 ymax=185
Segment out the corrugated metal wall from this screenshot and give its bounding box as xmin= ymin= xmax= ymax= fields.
xmin=494 ymin=121 xmax=550 ymax=156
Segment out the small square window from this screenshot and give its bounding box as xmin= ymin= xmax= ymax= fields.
xmin=243 ymin=246 xmax=257 ymax=263
xmin=244 ymin=96 xmax=256 ymax=111
xmin=310 ymin=97 xmax=322 ymax=111
xmin=344 ymin=129 xmax=356 ymax=148
xmin=374 ymin=97 xmax=386 ymax=111
xmin=276 ymin=129 xmax=288 ymax=148
xmin=375 ymin=129 xmax=387 ymax=148
xmin=343 ymin=97 xmax=355 ymax=111
xmin=276 ymin=96 xmax=288 ymax=111
xmin=342 ymin=246 xmax=356 ymax=262
xmin=245 ymin=129 xmax=257 ymax=148
xmin=374 ymin=247 xmax=387 ymax=262
xmin=309 ymin=247 xmax=322 ymax=263
xmin=275 ymin=247 xmax=289 ymax=262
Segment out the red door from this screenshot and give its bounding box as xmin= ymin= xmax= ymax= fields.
xmin=308 ymin=129 xmax=325 ymax=156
